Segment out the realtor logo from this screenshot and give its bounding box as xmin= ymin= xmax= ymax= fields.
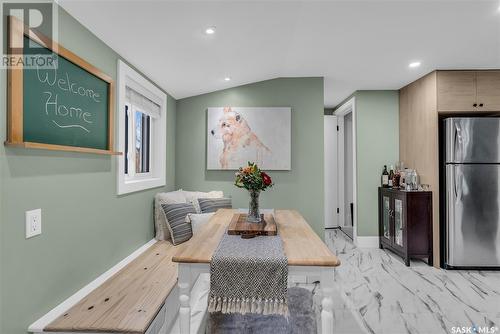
xmin=451 ymin=325 xmax=499 ymax=334
xmin=1 ymin=0 xmax=58 ymax=69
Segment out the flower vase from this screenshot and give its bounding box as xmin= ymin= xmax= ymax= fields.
xmin=247 ymin=190 xmax=261 ymax=223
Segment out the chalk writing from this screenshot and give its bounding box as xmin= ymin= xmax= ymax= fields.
xmin=37 ymin=65 xmax=101 ymax=102
xmin=52 ymin=120 xmax=90 ymax=133
xmin=36 ymin=57 xmax=101 ymax=133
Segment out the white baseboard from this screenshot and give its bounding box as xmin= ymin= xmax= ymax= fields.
xmin=355 ymin=236 xmax=379 ymax=248
xmin=28 ymin=239 xmax=158 ymax=333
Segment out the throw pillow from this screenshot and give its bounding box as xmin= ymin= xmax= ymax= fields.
xmin=185 ymin=212 xmax=215 ymax=234
xmin=154 ymin=190 xmax=187 ymax=241
xmin=161 ymin=203 xmax=196 ymax=245
xmin=183 ymin=190 xmax=224 ymax=213
xmin=198 ymin=198 xmax=233 ymax=213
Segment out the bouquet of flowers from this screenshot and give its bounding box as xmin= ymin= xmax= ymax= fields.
xmin=234 ymin=162 xmax=273 ymax=222
xmin=234 ymin=162 xmax=273 ymax=191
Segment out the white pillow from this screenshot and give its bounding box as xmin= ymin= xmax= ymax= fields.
xmin=183 ymin=190 xmax=224 ymax=213
xmin=186 ymin=212 xmax=215 ymax=234
xmin=154 ymin=190 xmax=187 ymax=241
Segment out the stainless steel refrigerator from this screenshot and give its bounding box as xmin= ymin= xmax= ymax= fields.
xmin=445 ymin=117 xmax=500 ymax=268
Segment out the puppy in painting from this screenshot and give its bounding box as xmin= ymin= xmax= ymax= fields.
xmin=210 ymin=107 xmax=271 ymax=169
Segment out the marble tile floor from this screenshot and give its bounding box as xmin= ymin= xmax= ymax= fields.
xmin=314 ymin=229 xmax=500 ymax=334
xmin=293 ymin=281 xmax=368 ymax=334
xmin=340 ymin=226 xmax=354 ymax=240
xmin=192 ymin=229 xmax=499 ymax=334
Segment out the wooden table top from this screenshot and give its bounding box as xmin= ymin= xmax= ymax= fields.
xmin=172 ymin=209 xmax=340 ymax=267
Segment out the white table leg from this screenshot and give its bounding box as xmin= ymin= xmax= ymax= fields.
xmin=178 ymin=264 xmax=191 ymax=334
xmin=320 ymin=267 xmax=335 ymax=334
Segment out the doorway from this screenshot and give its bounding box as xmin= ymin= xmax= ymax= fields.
xmin=324 ymin=115 xmax=338 ymax=229
xmin=335 ymin=98 xmax=357 ymax=241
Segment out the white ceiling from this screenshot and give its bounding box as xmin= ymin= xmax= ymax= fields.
xmin=58 ymin=0 xmax=500 ymax=107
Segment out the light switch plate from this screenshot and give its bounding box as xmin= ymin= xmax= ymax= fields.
xmin=25 ymin=208 xmax=42 ymax=238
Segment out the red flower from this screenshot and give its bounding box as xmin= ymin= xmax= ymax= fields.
xmin=261 ymin=172 xmax=272 ymax=186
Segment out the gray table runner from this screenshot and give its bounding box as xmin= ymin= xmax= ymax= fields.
xmin=208 ymin=234 xmax=289 ymax=316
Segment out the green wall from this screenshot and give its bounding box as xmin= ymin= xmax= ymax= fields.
xmin=0 ymin=6 xmax=398 ymax=333
xmin=353 ymin=91 xmax=399 ymax=236
xmin=175 ymin=78 xmax=325 ymax=238
xmin=0 ymin=100 xmax=3 ymax=332
xmin=0 ymin=7 xmax=176 ymax=334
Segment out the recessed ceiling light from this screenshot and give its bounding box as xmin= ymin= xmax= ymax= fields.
xmin=224 ymin=77 xmax=231 ymax=81
xmin=409 ymin=61 xmax=421 ymax=68
xmin=205 ymin=26 xmax=216 ymax=35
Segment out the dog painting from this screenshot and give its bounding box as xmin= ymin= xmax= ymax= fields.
xmin=207 ymin=107 xmax=291 ymax=170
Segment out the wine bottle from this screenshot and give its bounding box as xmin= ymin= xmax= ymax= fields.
xmin=388 ymin=165 xmax=394 ymax=187
xmin=381 ymin=165 xmax=389 ymax=187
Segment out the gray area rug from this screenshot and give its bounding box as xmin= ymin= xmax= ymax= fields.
xmin=206 ymin=287 xmax=316 ymax=334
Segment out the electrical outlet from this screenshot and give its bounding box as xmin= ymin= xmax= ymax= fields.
xmin=25 ymin=208 xmax=42 ymax=239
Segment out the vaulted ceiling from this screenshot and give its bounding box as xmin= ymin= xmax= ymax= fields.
xmin=59 ymin=0 xmax=500 ymax=107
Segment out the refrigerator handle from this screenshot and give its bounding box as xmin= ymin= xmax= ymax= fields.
xmin=453 ymin=166 xmax=458 ymax=199
xmin=446 ymin=165 xmax=456 ymax=264
xmin=454 ymin=122 xmax=462 ymax=162
xmin=455 ymin=168 xmax=462 ymax=202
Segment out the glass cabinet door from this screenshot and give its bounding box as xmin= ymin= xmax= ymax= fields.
xmin=394 ymin=198 xmax=404 ymax=247
xmin=382 ymin=196 xmax=390 ymax=240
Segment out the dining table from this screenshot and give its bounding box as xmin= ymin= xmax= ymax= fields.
xmin=172 ymin=208 xmax=341 ymax=334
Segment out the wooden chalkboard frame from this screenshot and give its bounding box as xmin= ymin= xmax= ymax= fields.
xmin=5 ymin=16 xmax=121 ymax=155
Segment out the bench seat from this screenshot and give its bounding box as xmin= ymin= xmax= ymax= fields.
xmin=45 ymin=241 xmax=178 ymax=334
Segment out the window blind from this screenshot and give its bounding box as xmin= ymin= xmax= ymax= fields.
xmin=125 ymin=86 xmax=161 ymax=119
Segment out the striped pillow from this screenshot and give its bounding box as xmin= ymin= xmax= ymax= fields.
xmin=197 ymin=198 xmax=232 ymax=213
xmin=160 ymin=203 xmax=196 ymax=245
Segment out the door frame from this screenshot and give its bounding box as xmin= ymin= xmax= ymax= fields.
xmin=324 ymin=115 xmax=338 ymax=228
xmin=335 ymin=97 xmax=357 ymax=244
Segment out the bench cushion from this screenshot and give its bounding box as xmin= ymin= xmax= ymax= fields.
xmin=45 ymin=241 xmax=178 ymax=334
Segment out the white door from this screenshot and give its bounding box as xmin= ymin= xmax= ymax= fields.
xmin=324 ymin=115 xmax=338 ymax=228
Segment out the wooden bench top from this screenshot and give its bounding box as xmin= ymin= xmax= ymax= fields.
xmin=45 ymin=241 xmax=178 ymax=334
xmin=173 ymin=209 xmax=341 ymax=267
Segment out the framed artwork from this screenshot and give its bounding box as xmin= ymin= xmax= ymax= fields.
xmin=207 ymin=107 xmax=291 ymax=170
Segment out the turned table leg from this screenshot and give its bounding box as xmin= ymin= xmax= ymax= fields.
xmin=178 ymin=264 xmax=191 ymax=334
xmin=320 ymin=268 xmax=335 ymax=334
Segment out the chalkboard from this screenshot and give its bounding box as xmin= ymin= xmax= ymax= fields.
xmin=23 ymin=36 xmax=109 ymax=150
xmin=6 ymin=16 xmax=119 ymax=155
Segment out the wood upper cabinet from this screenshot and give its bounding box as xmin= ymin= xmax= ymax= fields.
xmin=437 ymin=71 xmax=476 ymax=112
xmin=476 ymin=71 xmax=500 ymax=111
xmin=400 ymin=69 xmax=500 ymax=268
xmin=437 ymin=70 xmax=500 ymax=112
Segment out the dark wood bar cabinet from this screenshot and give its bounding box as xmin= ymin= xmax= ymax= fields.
xmin=378 ymin=187 xmax=433 ymax=266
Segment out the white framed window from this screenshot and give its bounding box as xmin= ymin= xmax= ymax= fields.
xmin=117 ymin=60 xmax=167 ymax=195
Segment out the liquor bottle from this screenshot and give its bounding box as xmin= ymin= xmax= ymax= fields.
xmin=394 ymin=170 xmax=401 ymax=188
xmin=394 ymin=163 xmax=401 ymax=188
xmin=388 ymin=165 xmax=394 ymax=187
xmin=381 ymin=165 xmax=389 ymax=187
